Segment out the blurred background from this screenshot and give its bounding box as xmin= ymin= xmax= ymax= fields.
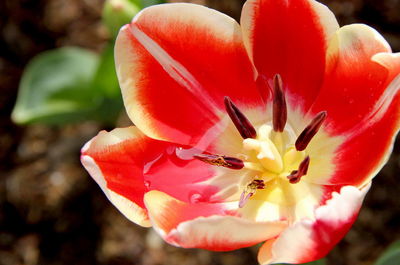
xmin=0 ymin=0 xmax=399 ymax=265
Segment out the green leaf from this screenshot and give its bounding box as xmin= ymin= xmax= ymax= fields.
xmin=127 ymin=0 xmax=141 ymax=7
xmin=140 ymin=0 xmax=165 ymax=7
xmin=374 ymin=241 xmax=400 ymax=265
xmin=101 ymin=0 xmax=166 ymax=37
xmin=12 ymin=47 xmax=102 ymax=125
xmin=90 ymin=43 xmax=124 ymax=123
xmin=275 ymin=258 xmax=327 ymax=265
xmin=127 ymin=0 xmax=165 ymax=7
xmin=102 ymin=0 xmax=140 ymax=37
xmin=92 ymin=43 xmax=120 ymax=98
xmin=307 ymin=259 xmax=327 ymax=265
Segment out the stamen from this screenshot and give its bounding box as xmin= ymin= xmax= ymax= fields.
xmin=224 ymin=96 xmax=257 ymax=139
xmin=287 ymin=156 xmax=310 ymax=184
xmin=239 ymin=179 xmax=265 ymax=208
xmin=295 ymin=111 xmax=327 ymax=151
xmin=193 ymin=154 xmax=244 ymax=170
xmin=272 ymin=74 xmax=287 ymax=132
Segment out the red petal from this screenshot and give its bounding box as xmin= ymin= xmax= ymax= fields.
xmin=82 ymin=152 xmax=150 ymax=227
xmin=310 ymin=24 xmax=394 ymax=134
xmin=115 ymin=4 xmax=261 ymax=146
xmin=144 ymin=190 xmax=287 ymax=251
xmin=330 ymin=86 xmax=400 ymax=186
xmin=241 ymin=0 xmax=339 ymax=112
xmin=257 ymin=184 xmax=370 ymax=264
xmin=305 ymin=25 xmax=400 ymax=186
xmin=81 ymin=127 xmax=223 ymax=219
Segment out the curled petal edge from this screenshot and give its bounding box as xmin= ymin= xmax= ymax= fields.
xmin=258 ymin=183 xmax=371 ymax=264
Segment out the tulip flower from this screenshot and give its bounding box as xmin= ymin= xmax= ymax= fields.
xmin=81 ymin=0 xmax=400 ymax=264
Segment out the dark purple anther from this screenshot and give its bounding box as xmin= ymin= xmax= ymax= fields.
xmin=272 ymin=74 xmax=287 ymax=132
xmin=193 ymin=153 xmax=244 ymax=170
xmin=287 ymin=156 xmax=310 ymax=184
xmin=224 ymin=96 xmax=257 ymax=139
xmin=252 ymin=179 xmax=266 ymax=189
xmin=295 ymin=111 xmax=327 ymax=151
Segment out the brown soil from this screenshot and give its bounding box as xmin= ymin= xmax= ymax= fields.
xmin=0 ymin=0 xmax=399 ymax=265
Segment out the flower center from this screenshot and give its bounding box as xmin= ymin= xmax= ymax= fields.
xmin=239 ymin=123 xmax=311 ymax=207
xmin=242 ymin=125 xmax=304 ymax=177
xmin=194 ymin=74 xmax=327 ymax=208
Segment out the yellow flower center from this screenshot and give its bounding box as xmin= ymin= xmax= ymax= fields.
xmin=235 ymin=123 xmax=311 ymax=207
xmin=193 ymin=75 xmax=328 ymax=209
xmin=242 ymin=124 xmax=306 ymax=181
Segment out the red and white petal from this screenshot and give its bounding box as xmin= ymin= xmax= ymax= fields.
xmin=144 ymin=190 xmax=287 ymax=251
xmin=257 ymin=183 xmax=370 ymax=265
xmin=81 ymin=127 xmax=151 ymax=227
xmin=115 ymin=3 xmax=261 ymax=146
xmin=241 ymin=0 xmax=339 ymax=112
xmin=317 ymin=52 xmax=400 ymax=186
xmin=329 ymin=80 xmax=400 ymax=186
xmin=310 ymin=24 xmax=393 ymax=133
xmin=81 ymin=127 xmax=226 ymax=225
xmin=82 ymin=156 xmax=150 ymax=226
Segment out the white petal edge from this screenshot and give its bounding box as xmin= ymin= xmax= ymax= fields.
xmin=167 ymin=215 xmax=287 ymax=250
xmin=367 ymin=54 xmax=400 ymax=125
xmin=82 ymin=127 xmax=144 ymax=152
xmin=326 ymin=24 xmax=392 ymax=61
xmin=143 ymin=190 xmax=287 ymax=250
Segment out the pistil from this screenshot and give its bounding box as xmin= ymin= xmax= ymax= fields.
xmin=224 ymin=96 xmax=257 ymax=139
xmin=243 ymin=137 xmax=283 ymax=173
xmin=239 ymin=179 xmax=265 ymax=208
xmin=295 ymin=111 xmax=327 ymax=151
xmin=272 ymin=74 xmax=287 ymax=132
